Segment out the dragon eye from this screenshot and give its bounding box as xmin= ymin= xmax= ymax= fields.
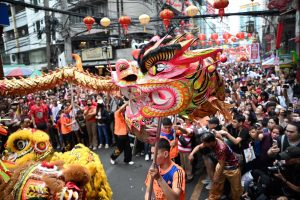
xmin=15 ymin=140 xmax=29 ymax=150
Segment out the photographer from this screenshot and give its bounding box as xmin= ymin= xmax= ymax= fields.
xmin=268 ymin=121 xmax=300 ymax=159
xmin=272 ymin=146 xmax=300 ymax=199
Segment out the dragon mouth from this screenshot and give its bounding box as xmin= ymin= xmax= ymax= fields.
xmin=5 ymin=146 xmax=34 ymax=162
xmin=124 ymin=84 xmax=180 ymax=119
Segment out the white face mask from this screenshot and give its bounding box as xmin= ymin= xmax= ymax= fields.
xmin=275 ymin=108 xmax=279 ymax=114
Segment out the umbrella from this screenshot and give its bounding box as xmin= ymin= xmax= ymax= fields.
xmin=5 ymin=67 xmax=33 ymax=77
xmin=30 ymin=69 xmax=42 ymax=78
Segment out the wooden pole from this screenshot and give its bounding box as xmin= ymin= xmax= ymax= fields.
xmin=148 ymin=117 xmax=162 ymax=200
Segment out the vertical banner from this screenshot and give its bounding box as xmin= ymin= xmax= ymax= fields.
xmin=0 ymin=3 xmax=10 ymax=26
xmin=250 ymin=43 xmax=261 ymax=63
xmin=276 ymin=21 xmax=284 ymax=49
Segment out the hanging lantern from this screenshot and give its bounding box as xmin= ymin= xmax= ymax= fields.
xmin=210 ymin=33 xmax=218 ymax=40
xmin=198 ymin=33 xmax=206 ymax=41
xmin=186 ymin=33 xmax=194 ymax=40
xmin=192 ymin=40 xmax=198 ymax=47
xmin=186 ymin=5 xmax=199 ymax=17
xmin=186 ymin=5 xmax=199 ymax=27
xmin=231 ymin=37 xmax=237 ymax=42
xmin=247 ymin=33 xmax=252 ymax=38
xmin=208 ymin=41 xmax=213 ymax=46
xmin=213 ymin=0 xmax=229 ymax=21
xmin=83 ymin=16 xmax=95 ymax=32
xmin=119 ymin=16 xmax=131 ymax=34
xmin=236 ymin=32 xmax=245 ymax=40
xmin=215 ymin=40 xmax=221 ymax=45
xmin=139 ymin=14 xmax=150 ymax=32
xmin=224 ymin=39 xmax=228 ymax=44
xmin=159 ymin=9 xmax=174 ymax=31
xmin=200 ymin=41 xmax=206 ymax=46
xmin=100 ymin=17 xmax=111 ymax=34
xmin=222 ymin=32 xmax=230 ymax=40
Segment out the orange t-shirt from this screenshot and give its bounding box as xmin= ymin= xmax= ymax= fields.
xmin=84 ymin=106 xmax=96 ymax=122
xmin=114 ymin=110 xmax=127 ymax=136
xmin=60 ymin=113 xmax=72 ymax=134
xmin=145 ymin=161 xmax=185 ymax=200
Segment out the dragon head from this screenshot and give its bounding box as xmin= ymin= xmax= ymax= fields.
xmin=1 ymin=129 xmax=53 ymax=168
xmin=111 ymin=35 xmax=230 ymax=142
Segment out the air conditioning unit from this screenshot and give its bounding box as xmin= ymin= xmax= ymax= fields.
xmin=10 ymin=54 xmax=18 ymax=64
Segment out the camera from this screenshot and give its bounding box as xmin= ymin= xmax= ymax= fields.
xmin=268 ymin=160 xmax=285 ymax=173
xmin=282 ymin=84 xmax=289 ymax=89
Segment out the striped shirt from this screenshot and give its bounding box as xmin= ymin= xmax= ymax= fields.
xmin=178 ymin=126 xmax=193 ymax=153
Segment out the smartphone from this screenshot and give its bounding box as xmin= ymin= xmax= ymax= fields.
xmin=272 ymin=139 xmax=278 ymax=147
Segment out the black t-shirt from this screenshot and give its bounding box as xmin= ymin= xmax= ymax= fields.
xmin=281 ymin=164 xmax=300 ymax=198
xmin=225 ymin=124 xmax=250 ymax=154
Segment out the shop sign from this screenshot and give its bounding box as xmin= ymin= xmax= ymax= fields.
xmin=82 ymin=46 xmax=113 ymax=61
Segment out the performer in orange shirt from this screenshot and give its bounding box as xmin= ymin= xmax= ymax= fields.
xmin=145 ymin=138 xmax=185 ymax=200
xmin=110 ymin=102 xmax=134 ymax=165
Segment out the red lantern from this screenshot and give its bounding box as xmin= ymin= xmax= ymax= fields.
xmin=236 ymin=32 xmax=245 ymax=40
xmin=247 ymin=33 xmax=252 ymax=38
xmin=215 ymin=40 xmax=221 ymax=45
xmin=198 ymin=33 xmax=206 ymax=41
xmin=83 ymin=16 xmax=95 ymax=31
xmin=231 ymin=37 xmax=237 ymax=42
xmin=186 ymin=33 xmax=194 ymax=40
xmin=159 ymin=9 xmax=174 ymax=31
xmin=119 ymin=16 xmax=131 ymax=34
xmin=213 ymin=0 xmax=229 ymax=20
xmin=220 ymin=54 xmax=227 ymax=63
xmin=222 ymin=32 xmax=230 ymax=40
xmin=208 ymin=41 xmax=213 ymax=46
xmin=210 ymin=33 xmax=218 ymax=40
xmin=200 ymin=41 xmax=206 ymax=46
xmin=192 ymin=40 xmax=198 ymax=47
xmin=224 ymin=39 xmax=228 ymax=44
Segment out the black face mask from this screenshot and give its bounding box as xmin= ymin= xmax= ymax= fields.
xmin=87 ymin=103 xmax=92 ymax=106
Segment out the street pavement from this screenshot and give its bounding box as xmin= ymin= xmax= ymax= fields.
xmin=95 ymin=147 xmax=209 ymax=200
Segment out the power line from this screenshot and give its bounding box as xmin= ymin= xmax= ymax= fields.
xmin=1 ymin=0 xmax=281 ymax=23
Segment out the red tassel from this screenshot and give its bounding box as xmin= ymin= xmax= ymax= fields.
xmin=276 ymin=21 xmax=284 ymax=49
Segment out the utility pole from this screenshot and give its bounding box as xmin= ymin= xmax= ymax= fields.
xmin=0 ymin=26 xmax=4 ymax=79
xmin=116 ymin=0 xmax=121 ymax=46
xmin=44 ymin=0 xmax=51 ymax=69
xmin=61 ymin=0 xmax=72 ymax=66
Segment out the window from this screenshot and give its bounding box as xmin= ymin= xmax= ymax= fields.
xmin=32 ymin=0 xmax=39 ymax=12
xmin=36 ymin=21 xmax=40 ymax=32
xmin=17 ymin=25 xmax=29 ymax=37
xmin=15 ymin=5 xmax=25 ymax=14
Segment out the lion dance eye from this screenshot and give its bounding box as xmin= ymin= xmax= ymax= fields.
xmin=35 ymin=142 xmax=49 ymax=153
xmin=15 ymin=140 xmax=29 ymax=151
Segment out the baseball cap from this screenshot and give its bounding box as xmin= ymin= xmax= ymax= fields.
xmin=208 ymin=117 xmax=220 ymax=125
xmin=279 ymin=146 xmax=300 ymax=160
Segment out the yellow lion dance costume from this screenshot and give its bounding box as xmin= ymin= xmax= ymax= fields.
xmin=0 ymin=129 xmax=112 ymax=200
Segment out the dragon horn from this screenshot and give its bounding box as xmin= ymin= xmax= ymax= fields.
xmin=168 ymin=33 xmax=187 ymax=44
